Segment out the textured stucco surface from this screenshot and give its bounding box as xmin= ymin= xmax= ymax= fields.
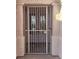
xmin=16 ymin=0 xmax=53 ymax=4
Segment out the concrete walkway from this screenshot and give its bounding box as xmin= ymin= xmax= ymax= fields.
xmin=17 ymin=55 xmax=60 ymax=59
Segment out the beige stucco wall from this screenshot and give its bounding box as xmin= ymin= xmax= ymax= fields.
xmin=16 ymin=0 xmax=62 ymax=58
xmin=16 ymin=4 xmax=25 ymax=56
xmin=52 ymin=3 xmax=62 ymax=57
xmin=16 ymin=0 xmax=53 ymax=4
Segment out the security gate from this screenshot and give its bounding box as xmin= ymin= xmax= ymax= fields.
xmin=24 ymin=5 xmax=52 ymax=54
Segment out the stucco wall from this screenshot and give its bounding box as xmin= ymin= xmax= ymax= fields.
xmin=16 ymin=4 xmax=25 ymax=56
xmin=52 ymin=3 xmax=62 ymax=58
xmin=16 ymin=0 xmax=62 ymax=58
xmin=16 ymin=0 xmax=53 ymax=4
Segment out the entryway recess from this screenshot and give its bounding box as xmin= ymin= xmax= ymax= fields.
xmin=24 ymin=5 xmax=52 ymax=54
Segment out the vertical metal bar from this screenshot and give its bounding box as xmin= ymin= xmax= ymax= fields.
xmin=42 ymin=7 xmax=43 ymax=53
xmin=34 ymin=7 xmax=36 ymax=30
xmin=39 ymin=7 xmax=40 ymax=30
xmin=45 ymin=7 xmax=46 ymax=53
xmin=42 ymin=7 xmax=44 ymax=53
xmin=30 ymin=31 xmax=31 ymax=53
xmin=39 ymin=7 xmax=40 ymax=53
xmin=27 ymin=6 xmax=30 ymax=53
xmin=30 ymin=7 xmax=33 ymax=53
xmin=46 ymin=6 xmax=48 ymax=54
xmin=34 ymin=7 xmax=35 ymax=53
xmin=39 ymin=7 xmax=41 ymax=30
xmin=41 ymin=7 xmax=42 ymax=30
xmin=32 ymin=7 xmax=34 ymax=53
xmin=41 ymin=7 xmax=42 ymax=53
xmin=37 ymin=7 xmax=38 ymax=53
xmin=35 ymin=7 xmax=36 ymax=53
xmin=29 ymin=8 xmax=32 ymax=53
xmin=36 ymin=7 xmax=39 ymax=52
xmin=38 ymin=7 xmax=39 ymax=53
xmin=31 ymin=7 xmax=34 ymax=53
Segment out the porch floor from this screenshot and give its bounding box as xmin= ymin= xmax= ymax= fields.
xmin=17 ymin=55 xmax=60 ymax=59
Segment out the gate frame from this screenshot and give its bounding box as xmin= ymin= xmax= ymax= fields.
xmin=23 ymin=4 xmax=53 ymax=55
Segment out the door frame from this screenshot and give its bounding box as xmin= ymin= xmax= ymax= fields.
xmin=23 ymin=4 xmax=53 ymax=55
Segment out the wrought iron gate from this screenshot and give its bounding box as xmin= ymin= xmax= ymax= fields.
xmin=25 ymin=6 xmax=52 ymax=54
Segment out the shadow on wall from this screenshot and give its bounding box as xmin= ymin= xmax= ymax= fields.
xmin=56 ymin=13 xmax=62 ymax=58
xmin=55 ymin=10 xmax=62 ymax=58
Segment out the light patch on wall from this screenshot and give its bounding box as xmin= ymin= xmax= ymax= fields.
xmin=56 ymin=12 xmax=62 ymax=21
